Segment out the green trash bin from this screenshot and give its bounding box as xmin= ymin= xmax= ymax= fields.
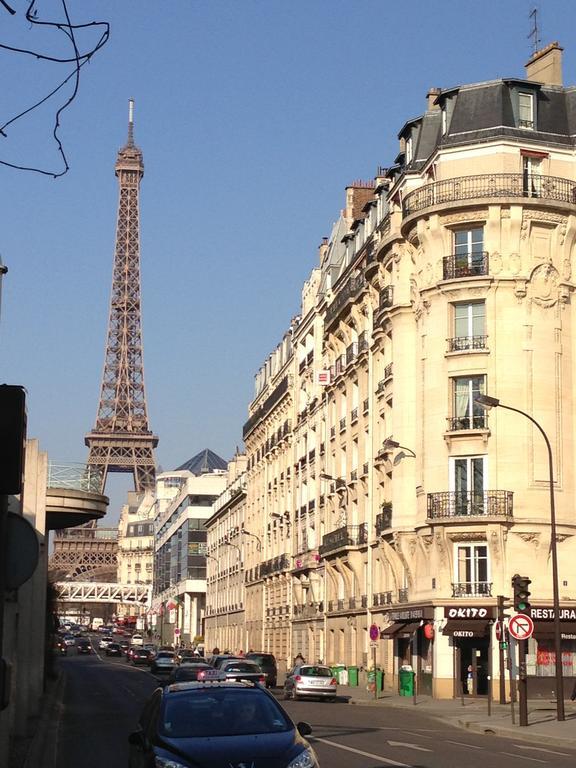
xmin=376 ymin=669 xmax=384 ymax=692
xmin=399 ymin=667 xmax=415 ymax=697
xmin=348 ymin=666 xmax=359 ymax=687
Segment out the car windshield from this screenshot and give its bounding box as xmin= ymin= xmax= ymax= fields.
xmin=300 ymin=666 xmax=332 ymax=677
xmin=247 ymin=655 xmax=272 ymax=665
xmin=161 ymin=689 xmax=291 ymax=738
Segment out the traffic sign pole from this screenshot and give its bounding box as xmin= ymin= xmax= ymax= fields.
xmin=497 ymin=595 xmax=506 ymax=704
xmin=518 ymin=638 xmax=528 ymax=727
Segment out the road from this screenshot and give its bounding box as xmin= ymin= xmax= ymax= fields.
xmin=49 ymin=643 xmax=576 ymax=768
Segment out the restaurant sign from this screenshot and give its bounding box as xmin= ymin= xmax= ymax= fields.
xmin=531 ymin=607 xmax=576 ymax=621
xmin=443 ymin=606 xmax=494 ymax=619
xmin=386 ymin=607 xmax=433 ymax=622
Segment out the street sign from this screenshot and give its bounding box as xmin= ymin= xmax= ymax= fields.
xmin=369 ymin=623 xmax=380 ymax=642
xmin=508 ymin=613 xmax=534 ymax=641
xmin=495 ymin=621 xmax=502 ymax=641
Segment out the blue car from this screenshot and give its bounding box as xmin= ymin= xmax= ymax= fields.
xmin=128 ymin=679 xmax=319 ymax=768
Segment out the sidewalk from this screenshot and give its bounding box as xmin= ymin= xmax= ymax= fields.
xmin=339 ymin=682 xmax=576 ymax=747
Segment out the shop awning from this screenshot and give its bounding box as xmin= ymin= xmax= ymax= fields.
xmin=443 ymin=620 xmax=489 ymax=637
xmin=532 ymin=622 xmax=576 ymax=640
xmin=380 ymin=621 xmax=421 ymax=638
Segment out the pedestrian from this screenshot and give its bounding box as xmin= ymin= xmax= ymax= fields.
xmin=212 ymin=646 xmax=220 ymax=655
xmin=293 ymin=652 xmax=305 ymax=666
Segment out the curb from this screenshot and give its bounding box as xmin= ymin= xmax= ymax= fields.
xmin=22 ymin=670 xmax=65 ymax=768
xmin=457 ymin=717 xmax=576 ymax=747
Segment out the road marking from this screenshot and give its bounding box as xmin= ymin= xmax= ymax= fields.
xmin=500 ymin=752 xmax=547 ymax=763
xmin=312 ymin=737 xmax=411 ymax=766
xmin=400 ymin=730 xmax=435 ymax=739
xmin=515 ymin=744 xmax=571 ymax=757
xmin=445 ymin=740 xmax=484 ymax=749
xmin=388 ymin=740 xmax=433 ymax=752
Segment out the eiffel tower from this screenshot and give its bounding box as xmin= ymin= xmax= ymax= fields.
xmin=50 ymin=101 xmax=158 ymax=580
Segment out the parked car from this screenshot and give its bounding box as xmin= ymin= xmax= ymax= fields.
xmin=130 ymin=647 xmax=152 ymax=666
xmin=219 ymin=659 xmax=266 ymax=686
xmin=150 ymin=650 xmax=176 ymax=675
xmin=106 ymin=642 xmax=123 ymax=657
xmin=283 ymin=664 xmax=338 ymax=702
xmin=245 ymin=651 xmax=278 ymax=687
xmin=128 ymin=680 xmax=318 ymax=768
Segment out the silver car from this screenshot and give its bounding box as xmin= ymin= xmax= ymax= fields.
xmin=150 ymin=651 xmax=176 ymax=674
xmin=283 ymin=664 xmax=337 ymax=701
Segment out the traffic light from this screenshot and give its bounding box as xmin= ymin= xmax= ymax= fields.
xmin=512 ymin=574 xmax=531 ymax=614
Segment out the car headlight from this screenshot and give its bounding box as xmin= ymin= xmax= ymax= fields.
xmin=154 ymin=757 xmax=189 ymax=768
xmin=287 ymin=747 xmax=318 ymax=768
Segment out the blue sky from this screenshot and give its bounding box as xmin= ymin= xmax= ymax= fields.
xmin=1 ymin=0 xmax=574 ymax=518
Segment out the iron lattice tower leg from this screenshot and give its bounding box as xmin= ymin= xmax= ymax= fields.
xmin=85 ymin=100 xmax=158 ymax=496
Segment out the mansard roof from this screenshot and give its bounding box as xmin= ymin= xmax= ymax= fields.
xmin=175 ymin=448 xmax=228 ymax=475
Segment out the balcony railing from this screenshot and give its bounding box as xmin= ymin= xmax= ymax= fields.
xmin=259 ymin=553 xmax=290 ymax=577
xmin=376 ymin=286 xmax=394 ymax=314
xmin=375 ymin=503 xmax=392 ymax=534
xmin=443 ymin=252 xmax=489 ymax=280
xmin=398 ymin=588 xmax=409 ymax=603
xmin=447 ymin=335 xmax=488 ymax=352
xmin=427 ymin=490 xmax=513 ymax=519
xmin=452 ymin=581 xmax=493 ymax=598
xmin=319 ymin=524 xmax=368 ymax=556
xmin=446 ymin=414 xmax=488 ymax=431
xmin=402 ymin=173 xmax=576 ymax=217
xmin=47 ymin=462 xmax=104 ymax=493
xmin=358 ymin=332 xmax=369 ymax=354
xmin=325 ymin=274 xmax=365 ymax=327
xmin=373 ymin=591 xmax=393 ymax=607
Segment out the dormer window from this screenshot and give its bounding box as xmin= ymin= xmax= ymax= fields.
xmin=405 ymin=135 xmax=413 ymax=164
xmin=518 ymin=92 xmax=535 ymax=130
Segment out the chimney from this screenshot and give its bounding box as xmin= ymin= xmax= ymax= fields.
xmin=427 ymin=87 xmax=441 ymax=110
xmin=345 ymin=181 xmax=374 ymax=222
xmin=525 ymin=41 xmax=563 ymax=86
xmin=318 ymin=237 xmax=329 ymax=265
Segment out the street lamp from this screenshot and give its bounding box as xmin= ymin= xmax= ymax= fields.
xmin=380 ymin=439 xmax=416 ymax=466
xmin=240 ymin=528 xmax=262 ymax=551
xmin=319 ymin=473 xmax=348 ymax=527
xmin=475 ymin=393 xmax=565 ymax=721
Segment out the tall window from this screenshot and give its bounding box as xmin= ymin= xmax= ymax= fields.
xmin=523 ymin=155 xmax=542 ymax=197
xmin=451 ymin=301 xmax=486 ymax=351
xmin=405 ymin=135 xmax=413 ymax=164
xmin=450 ymin=455 xmax=486 ymax=514
xmin=454 ymin=543 xmax=490 ymax=596
xmin=451 ymin=376 xmax=486 ymax=430
xmin=518 ymin=92 xmax=535 ymax=129
xmin=453 ymin=227 xmax=485 ymax=276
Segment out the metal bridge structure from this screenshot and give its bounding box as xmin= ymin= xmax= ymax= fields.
xmin=53 ymin=581 xmax=151 ymax=607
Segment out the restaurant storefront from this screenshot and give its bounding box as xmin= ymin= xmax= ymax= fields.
xmin=380 ymin=605 xmax=435 ymax=695
xmin=525 ymin=606 xmax=576 ymax=698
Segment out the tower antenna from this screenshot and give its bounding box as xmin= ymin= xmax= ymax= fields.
xmin=528 ymin=7 xmax=541 ymax=55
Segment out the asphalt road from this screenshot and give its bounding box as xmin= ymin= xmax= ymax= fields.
xmin=52 ymin=643 xmax=576 ymax=768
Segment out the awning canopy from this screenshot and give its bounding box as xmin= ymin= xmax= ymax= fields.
xmin=532 ymin=622 xmax=576 ymax=640
xmin=380 ymin=621 xmax=421 ymax=638
xmin=443 ymin=620 xmax=489 ymax=637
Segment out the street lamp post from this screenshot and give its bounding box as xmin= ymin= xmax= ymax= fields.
xmin=476 ymin=394 xmax=565 ymax=721
xmin=319 ymin=472 xmax=348 ymax=527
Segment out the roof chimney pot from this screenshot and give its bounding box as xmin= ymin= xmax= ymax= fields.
xmin=525 ymin=41 xmax=563 ymax=86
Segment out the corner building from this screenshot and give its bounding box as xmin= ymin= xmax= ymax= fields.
xmin=275 ymin=42 xmax=576 ymax=699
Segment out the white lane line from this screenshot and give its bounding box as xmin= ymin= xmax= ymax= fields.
xmin=401 ymin=730 xmax=435 ymax=739
xmin=388 ymin=740 xmax=433 ymax=752
xmin=312 ymin=737 xmax=411 ymax=766
xmin=500 ymin=752 xmax=547 ymax=763
xmin=445 ymin=740 xmax=484 ymax=749
xmin=515 ymin=744 xmax=571 ymax=756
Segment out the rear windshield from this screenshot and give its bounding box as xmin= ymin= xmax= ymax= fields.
xmin=161 ymin=689 xmax=291 ymax=738
xmin=223 ymin=661 xmax=259 ymax=672
xmin=300 ymin=666 xmax=332 ymax=677
xmin=247 ymin=654 xmax=274 ymax=665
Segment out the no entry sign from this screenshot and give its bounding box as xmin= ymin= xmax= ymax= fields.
xmin=508 ymin=613 xmax=534 ymax=641
xmin=369 ymin=623 xmax=380 ymax=642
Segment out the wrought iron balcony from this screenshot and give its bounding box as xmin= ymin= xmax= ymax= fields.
xmin=398 ymin=588 xmax=409 ymax=603
xmin=319 ymin=523 xmax=368 ymax=556
xmin=375 ymin=503 xmax=392 ymax=534
xmin=376 ymin=286 xmax=394 ymax=314
xmin=427 ymin=490 xmax=513 ymax=520
xmin=259 ymin=553 xmax=290 ymax=577
xmin=447 ymin=335 xmax=488 ymax=352
xmin=373 ymin=591 xmax=393 ymax=607
xmin=402 ymin=173 xmax=576 ymax=217
xmin=443 ymin=252 xmax=489 ymax=280
xmin=325 ymin=274 xmax=365 ymax=328
xmin=446 ymin=414 xmax=488 ymax=431
xmin=452 ymin=581 xmax=493 ymax=598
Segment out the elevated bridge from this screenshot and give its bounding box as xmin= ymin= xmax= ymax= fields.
xmin=53 ymin=581 xmax=151 ymax=606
